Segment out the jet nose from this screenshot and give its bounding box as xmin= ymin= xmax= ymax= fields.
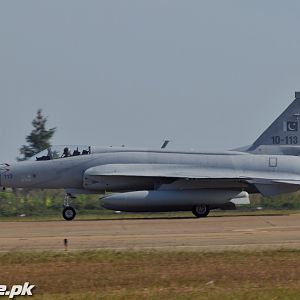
xmin=0 ymin=163 xmax=11 ymax=187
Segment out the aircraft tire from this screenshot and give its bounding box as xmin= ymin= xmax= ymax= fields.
xmin=62 ymin=206 xmax=76 ymax=221
xmin=192 ymin=205 xmax=210 ymax=218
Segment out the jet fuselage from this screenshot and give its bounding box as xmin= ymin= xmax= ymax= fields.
xmin=1 ymin=149 xmax=300 ymax=195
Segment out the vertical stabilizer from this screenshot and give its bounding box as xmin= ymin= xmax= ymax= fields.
xmin=249 ymin=92 xmax=300 ymax=151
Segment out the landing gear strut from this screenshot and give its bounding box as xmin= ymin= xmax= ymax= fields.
xmin=62 ymin=194 xmax=76 ymax=221
xmin=192 ymin=205 xmax=210 ymax=218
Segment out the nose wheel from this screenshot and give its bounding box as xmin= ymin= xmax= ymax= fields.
xmin=62 ymin=193 xmax=76 ymax=221
xmin=62 ymin=206 xmax=76 ymax=221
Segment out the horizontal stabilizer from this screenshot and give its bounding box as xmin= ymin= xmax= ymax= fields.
xmin=253 ymin=181 xmax=300 ymax=197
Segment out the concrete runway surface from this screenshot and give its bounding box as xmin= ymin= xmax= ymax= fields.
xmin=0 ymin=214 xmax=299 ymax=252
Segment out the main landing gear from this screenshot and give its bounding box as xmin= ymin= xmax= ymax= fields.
xmin=192 ymin=205 xmax=210 ymax=218
xmin=62 ymin=194 xmax=76 ymax=221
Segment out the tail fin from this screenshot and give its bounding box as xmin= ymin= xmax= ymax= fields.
xmin=248 ymin=91 xmax=300 ymax=153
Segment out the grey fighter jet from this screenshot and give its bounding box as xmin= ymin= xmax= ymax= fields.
xmin=2 ymin=92 xmax=300 ymax=220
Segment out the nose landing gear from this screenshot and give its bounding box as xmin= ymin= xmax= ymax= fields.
xmin=62 ymin=206 xmax=76 ymax=221
xmin=62 ymin=194 xmax=76 ymax=221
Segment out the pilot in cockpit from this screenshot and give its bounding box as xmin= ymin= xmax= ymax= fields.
xmin=72 ymin=148 xmax=80 ymax=156
xmin=61 ymin=147 xmax=71 ymax=158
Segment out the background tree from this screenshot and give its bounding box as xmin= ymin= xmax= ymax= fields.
xmin=19 ymin=109 xmax=56 ymax=161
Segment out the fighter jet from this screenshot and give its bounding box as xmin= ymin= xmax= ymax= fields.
xmin=1 ymin=92 xmax=300 ymax=221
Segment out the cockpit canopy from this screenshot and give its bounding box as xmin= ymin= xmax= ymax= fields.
xmin=32 ymin=145 xmax=91 ymax=161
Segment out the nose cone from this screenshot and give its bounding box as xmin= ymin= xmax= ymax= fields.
xmin=0 ymin=164 xmax=9 ymax=187
xmin=0 ymin=163 xmax=10 ymax=187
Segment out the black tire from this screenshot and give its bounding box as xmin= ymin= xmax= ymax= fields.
xmin=192 ymin=205 xmax=210 ymax=218
xmin=62 ymin=206 xmax=76 ymax=221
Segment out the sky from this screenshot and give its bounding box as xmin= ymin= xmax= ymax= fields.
xmin=1 ymin=0 xmax=300 ymax=162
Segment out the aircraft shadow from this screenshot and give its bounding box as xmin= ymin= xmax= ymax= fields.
xmin=74 ymin=213 xmax=288 ymax=222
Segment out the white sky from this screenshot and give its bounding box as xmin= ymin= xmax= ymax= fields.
xmin=1 ymin=0 xmax=300 ymax=162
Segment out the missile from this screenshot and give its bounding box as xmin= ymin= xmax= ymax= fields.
xmin=101 ymin=189 xmax=249 ymax=212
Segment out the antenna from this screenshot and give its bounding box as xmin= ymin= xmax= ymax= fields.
xmin=161 ymin=140 xmax=170 ymax=149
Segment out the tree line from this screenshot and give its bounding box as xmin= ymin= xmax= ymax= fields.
xmin=19 ymin=109 xmax=56 ymax=161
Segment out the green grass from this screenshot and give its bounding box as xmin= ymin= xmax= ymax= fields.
xmin=0 ymin=250 xmax=299 ymax=299
xmin=0 ymin=209 xmax=298 ymax=222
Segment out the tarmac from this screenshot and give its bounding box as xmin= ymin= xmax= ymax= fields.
xmin=0 ymin=214 xmax=299 ymax=252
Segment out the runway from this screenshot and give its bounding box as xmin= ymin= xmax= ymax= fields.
xmin=0 ymin=214 xmax=299 ymax=252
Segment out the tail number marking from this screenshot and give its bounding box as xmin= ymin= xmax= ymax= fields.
xmin=272 ymin=136 xmax=298 ymax=145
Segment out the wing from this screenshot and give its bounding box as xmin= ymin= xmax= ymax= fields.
xmin=84 ymin=163 xmax=300 ymax=196
xmin=85 ymin=163 xmax=245 ymax=179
